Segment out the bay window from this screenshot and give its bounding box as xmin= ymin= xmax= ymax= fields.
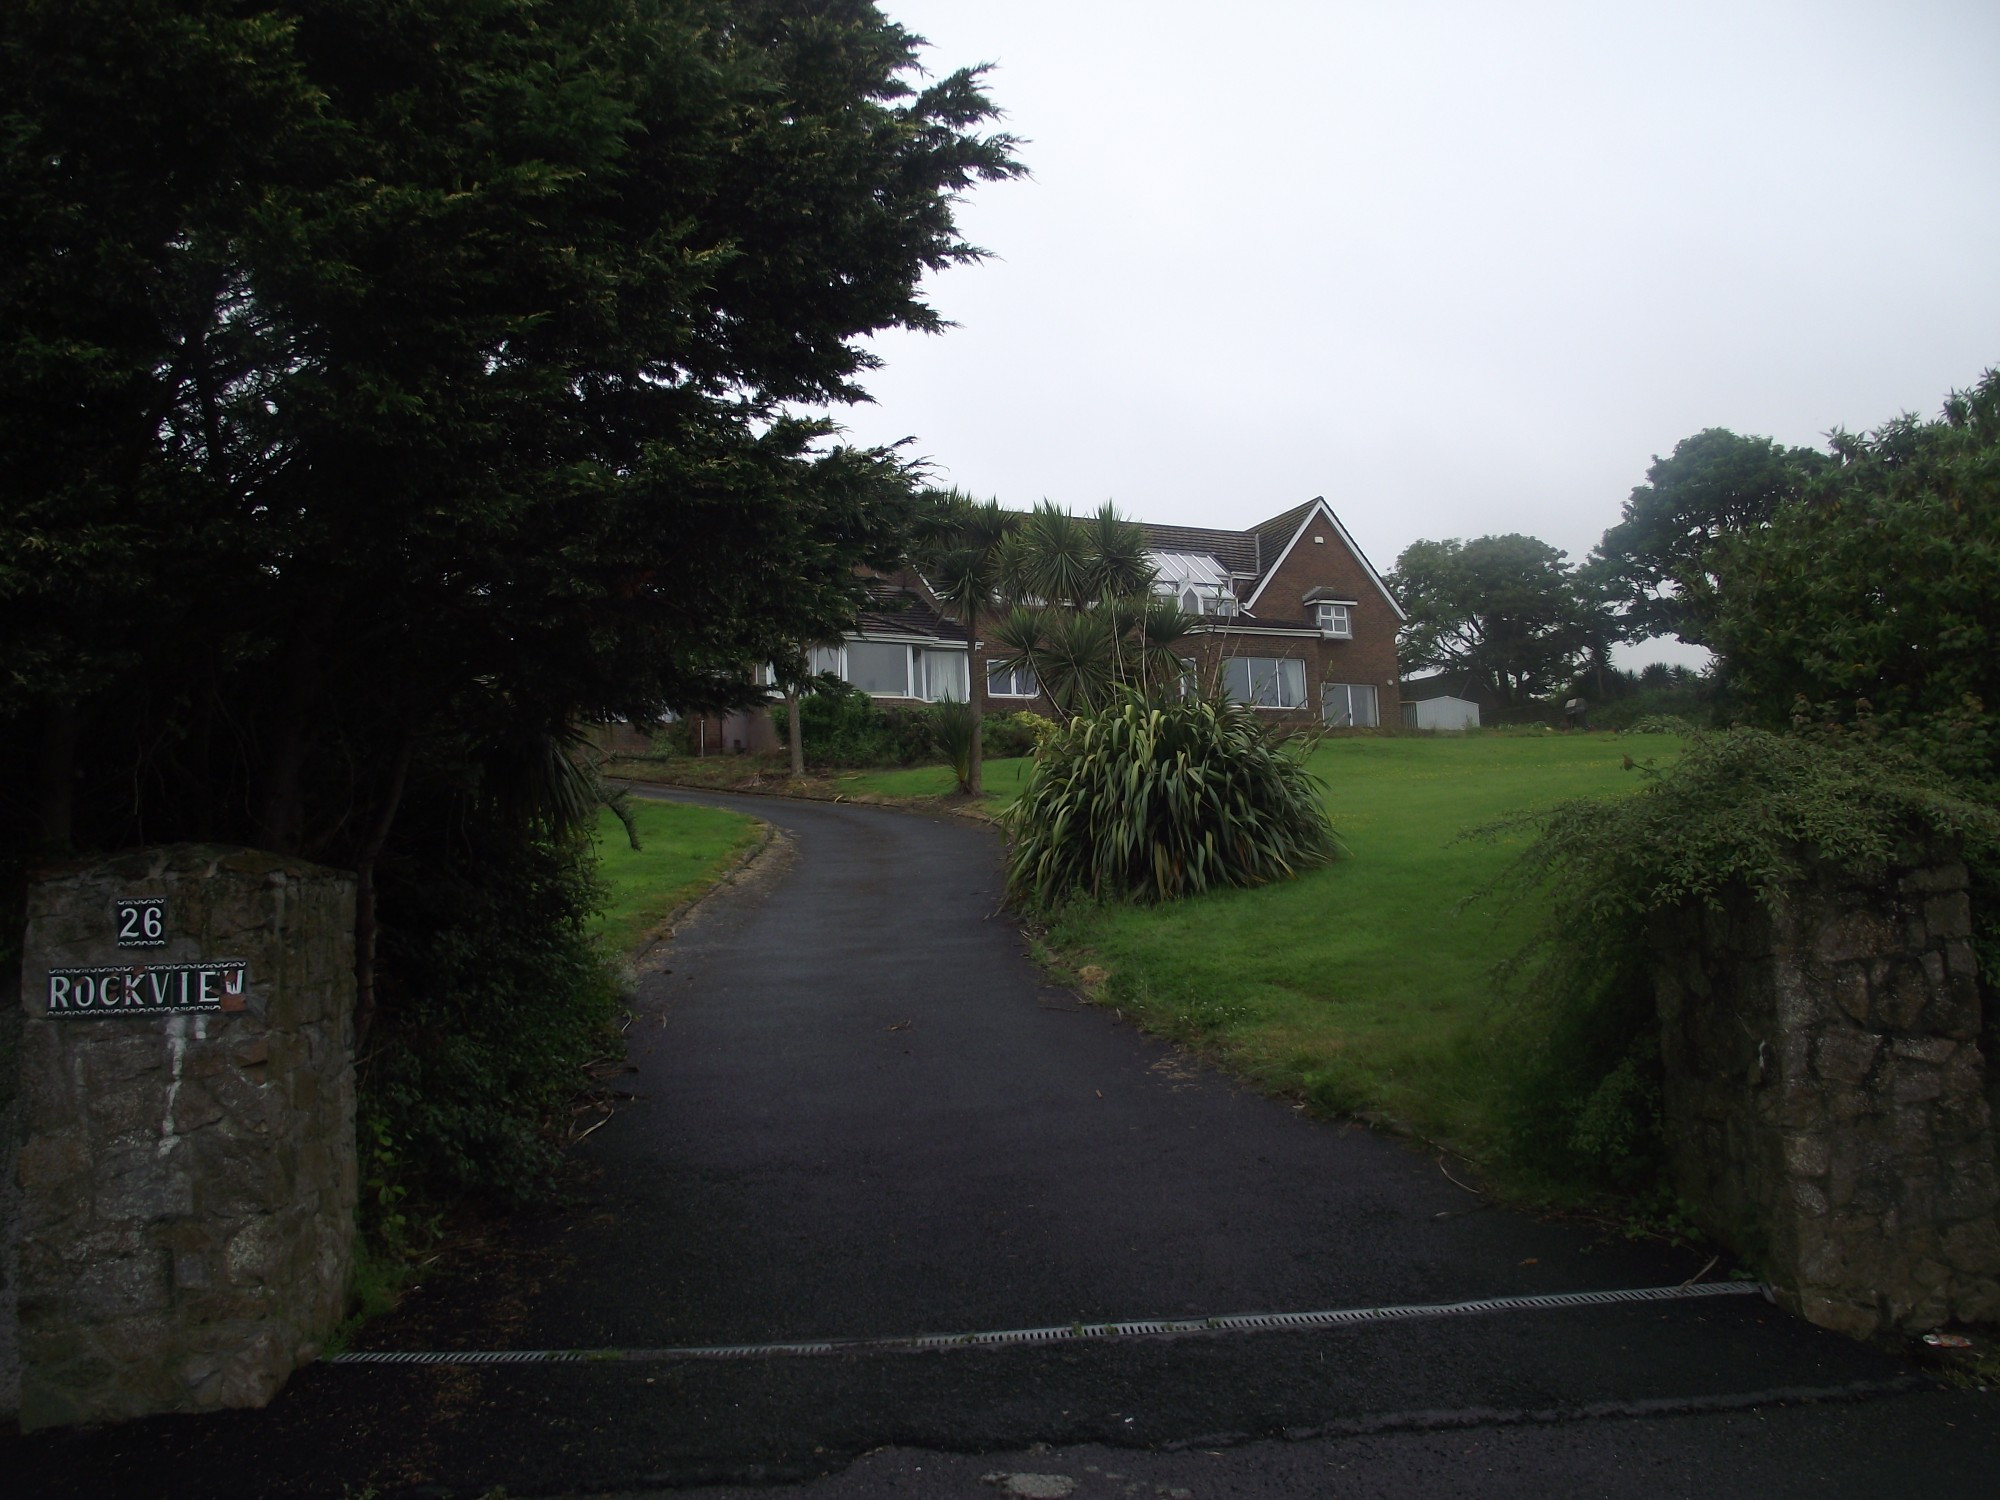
xmin=811 ymin=641 xmax=969 ymax=701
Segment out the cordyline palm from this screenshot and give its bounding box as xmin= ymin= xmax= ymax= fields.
xmin=990 ymin=604 xmax=1116 ymax=718
xmin=918 ymin=491 xmax=1015 ymax=795
xmin=985 ymin=502 xmax=1196 ymax=718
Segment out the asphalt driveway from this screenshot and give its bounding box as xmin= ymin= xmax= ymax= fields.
xmin=7 ymin=790 xmax=1994 ymax=1496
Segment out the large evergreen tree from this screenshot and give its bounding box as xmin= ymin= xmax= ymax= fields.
xmin=2 ymin=0 xmax=1018 ymax=851
xmin=0 ymin=1 xmax=1020 ymax=1083
xmin=1589 ymin=428 xmax=1821 ymax=648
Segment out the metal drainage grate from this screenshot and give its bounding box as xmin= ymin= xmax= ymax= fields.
xmin=330 ymin=1280 xmax=1769 ymax=1367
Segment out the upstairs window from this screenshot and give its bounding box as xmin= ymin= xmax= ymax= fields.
xmin=1176 ymin=586 xmax=1238 ymax=617
xmin=1314 ymin=602 xmax=1352 ymax=636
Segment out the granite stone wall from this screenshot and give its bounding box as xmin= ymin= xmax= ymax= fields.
xmin=12 ymin=846 xmax=356 ymax=1429
xmin=1 ymin=965 xmax=21 ymax=1419
xmin=1651 ymin=853 xmax=2000 ymax=1339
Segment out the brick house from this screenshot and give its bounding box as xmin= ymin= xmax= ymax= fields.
xmin=796 ymin=496 xmax=1402 ymax=731
xmin=1139 ymin=496 xmax=1404 ymax=730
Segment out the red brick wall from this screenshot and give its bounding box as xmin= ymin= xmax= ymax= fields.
xmin=1233 ymin=514 xmax=1402 ymax=729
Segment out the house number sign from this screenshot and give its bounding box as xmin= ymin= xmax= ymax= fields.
xmin=41 ymin=898 xmax=247 ymax=1017
xmin=117 ymin=898 xmax=167 ymax=947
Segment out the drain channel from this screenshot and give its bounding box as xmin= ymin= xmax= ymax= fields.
xmin=330 ymin=1280 xmax=1769 ymax=1367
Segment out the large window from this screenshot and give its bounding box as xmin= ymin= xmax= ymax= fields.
xmin=1222 ymin=655 xmax=1307 ymax=709
xmin=813 ymin=641 xmax=968 ymax=701
xmin=987 ymin=660 xmax=1039 ymax=698
xmin=1322 ymin=682 xmax=1379 ymax=728
xmin=843 ymin=640 xmax=913 ymax=697
xmin=916 ymin=648 xmax=967 ymax=702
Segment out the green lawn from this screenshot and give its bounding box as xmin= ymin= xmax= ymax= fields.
xmin=591 ymin=798 xmax=764 ymax=953
xmin=1048 ymin=731 xmax=1685 ymax=1170
xmin=834 ymin=755 xmax=1034 ymax=808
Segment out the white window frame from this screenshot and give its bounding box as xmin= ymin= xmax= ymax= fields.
xmin=916 ymin=647 xmax=967 ymax=703
xmin=1172 ymin=584 xmax=1238 ymax=617
xmin=1314 ymin=602 xmax=1352 ymax=637
xmin=815 ymin=640 xmax=968 ymax=702
xmin=1222 ymin=655 xmax=1308 ymax=709
xmin=1323 ymin=682 xmax=1380 ymax=728
xmin=986 ymin=660 xmax=1039 ymax=698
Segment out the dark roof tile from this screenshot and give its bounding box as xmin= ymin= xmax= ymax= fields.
xmin=1248 ymin=500 xmax=1318 ymax=575
xmin=1139 ymin=522 xmax=1261 ymax=576
xmin=853 ymin=584 xmax=969 ymax=643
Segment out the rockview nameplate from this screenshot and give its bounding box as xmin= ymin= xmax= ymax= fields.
xmin=44 ymin=960 xmax=249 ymax=1016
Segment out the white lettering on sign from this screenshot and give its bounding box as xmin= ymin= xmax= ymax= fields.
xmin=115 ymin=898 xmax=168 ymax=948
xmin=44 ymin=962 xmax=248 ymax=1017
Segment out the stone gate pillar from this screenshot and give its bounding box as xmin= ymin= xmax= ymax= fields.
xmin=1651 ymin=854 xmax=2000 ymax=1340
xmin=13 ymin=845 xmax=356 ymax=1429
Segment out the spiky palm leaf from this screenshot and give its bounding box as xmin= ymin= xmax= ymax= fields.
xmin=1021 ymin=502 xmax=1095 ymax=606
xmin=1086 ymin=501 xmax=1154 ymax=602
xmin=1136 ymin=598 xmax=1198 ymax=696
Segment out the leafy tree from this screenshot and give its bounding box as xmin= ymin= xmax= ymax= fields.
xmin=1590 ymin=429 xmax=1821 ymax=647
xmin=1710 ymin=369 xmax=2000 ymax=782
xmin=1 ymin=0 xmax=1017 ymax=879
xmin=1389 ymin=534 xmax=1598 ymax=707
xmin=0 ymin=1 xmax=1020 ymax=1193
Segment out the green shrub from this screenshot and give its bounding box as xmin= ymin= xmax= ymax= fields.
xmin=927 ymin=696 xmax=978 ymax=792
xmin=1624 ymin=713 xmax=1697 ymax=736
xmin=981 ymin=709 xmax=1046 ymax=759
xmin=789 ymin=678 xmax=932 ymax=767
xmin=1004 ymin=690 xmax=1340 ymax=909
xmin=1480 ymin=728 xmax=2000 ymax=1196
xmin=1711 ymin=369 xmax=2000 ymax=784
xmin=367 ymin=801 xmax=623 ymax=1210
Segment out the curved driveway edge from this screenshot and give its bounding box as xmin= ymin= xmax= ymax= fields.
xmin=1 ymin=790 xmax=1967 ymax=1498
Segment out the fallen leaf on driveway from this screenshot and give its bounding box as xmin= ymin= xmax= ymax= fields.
xmin=886 ymin=1020 xmax=911 ymax=1032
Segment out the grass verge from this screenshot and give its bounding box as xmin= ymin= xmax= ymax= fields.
xmin=834 ymin=756 xmax=1032 ymax=809
xmin=591 ymin=797 xmax=765 ymax=954
xmin=604 ymin=752 xmax=1034 ymax=816
xmin=1042 ymin=731 xmax=1686 ymax=1197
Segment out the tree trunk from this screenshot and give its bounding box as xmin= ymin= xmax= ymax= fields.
xmin=787 ymin=689 xmax=804 ymax=778
xmin=352 ymin=733 xmax=415 ymax=1051
xmin=37 ymin=700 xmax=79 ymax=850
xmin=255 ymin=593 xmax=337 ymax=854
xmin=967 ymin=605 xmax=985 ymax=798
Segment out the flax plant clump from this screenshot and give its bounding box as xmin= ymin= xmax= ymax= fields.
xmin=1004 ymin=691 xmax=1339 ymax=909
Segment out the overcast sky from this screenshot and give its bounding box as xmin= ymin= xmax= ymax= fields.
xmin=821 ymin=1 xmax=2000 ymax=667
